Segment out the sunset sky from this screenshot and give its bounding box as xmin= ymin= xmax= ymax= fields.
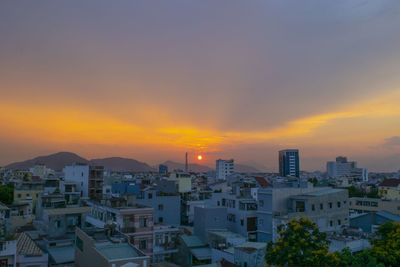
xmin=1 ymin=0 xmax=400 ymax=172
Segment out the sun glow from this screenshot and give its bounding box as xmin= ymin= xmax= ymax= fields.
xmin=197 ymin=155 xmax=203 ymax=160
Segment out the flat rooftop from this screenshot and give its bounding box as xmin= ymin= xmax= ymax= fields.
xmin=45 ymin=206 xmax=91 ymax=215
xmin=95 ymin=243 xmax=143 ymax=260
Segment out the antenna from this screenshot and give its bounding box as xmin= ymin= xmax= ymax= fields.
xmin=185 ymin=152 xmax=188 ymax=172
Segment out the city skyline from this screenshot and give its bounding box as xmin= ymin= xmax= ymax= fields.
xmin=1 ymin=1 xmax=400 ymax=171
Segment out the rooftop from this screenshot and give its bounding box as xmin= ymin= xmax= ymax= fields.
xmin=180 ymin=235 xmax=205 ymax=248
xmin=47 ymin=245 xmax=75 ymax=264
xmin=45 ymin=206 xmax=91 ymax=215
xmin=379 ymin=178 xmax=400 ymax=187
xmin=235 ymin=242 xmax=266 ymax=253
xmin=95 ymin=243 xmax=143 ymax=260
xmin=301 ymin=188 xmax=345 ymax=197
xmin=17 ymin=232 xmax=44 ymax=256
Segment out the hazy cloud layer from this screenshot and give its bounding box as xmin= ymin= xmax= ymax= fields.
xmin=1 ymin=0 xmax=400 ymax=171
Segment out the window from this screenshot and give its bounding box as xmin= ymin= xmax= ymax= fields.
xmin=241 ymin=219 xmax=244 ymax=226
xmin=259 ymin=200 xmax=264 ymax=207
xmin=217 ymin=201 xmax=220 ymax=206
xmin=329 ymin=202 xmax=332 ymax=209
xmin=17 ymin=194 xmax=21 ymax=198
xmin=148 ymin=193 xmax=152 ymax=199
xmin=311 ymin=204 xmax=315 ymax=211
xmin=320 ymin=203 xmax=323 ymax=210
xmin=371 ymin=202 xmax=378 ymax=207
xmin=158 ymin=217 xmax=163 ymax=223
xmin=338 ymin=219 xmax=341 ymax=226
xmin=139 ymin=239 xmax=147 ymax=250
xmin=337 ymin=202 xmax=341 ymax=208
xmin=139 ymin=216 xmax=148 ymax=227
xmin=330 ymin=221 xmax=333 ymax=227
xmin=259 ymin=219 xmax=264 ymax=226
xmin=76 ymin=236 xmax=83 ymax=252
xmin=295 ymin=201 xmax=305 ymax=212
xmin=158 ymin=204 xmax=163 ymax=211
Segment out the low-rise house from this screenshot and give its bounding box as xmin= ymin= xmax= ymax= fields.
xmin=175 ymin=235 xmax=212 ymax=267
xmin=75 ymin=227 xmax=150 ymax=267
xmin=16 ymin=232 xmax=48 ymax=267
xmin=349 ymin=197 xmax=400 ymax=215
xmin=86 ymin=196 xmax=154 ymax=258
xmin=233 ymin=242 xmax=266 ymax=267
xmin=137 ymin=190 xmax=180 ymax=226
xmin=153 ymin=224 xmax=180 ymax=263
xmin=350 ymin=210 xmax=400 ymax=233
xmin=0 ymin=239 xmax=17 ymax=267
xmin=378 ymin=178 xmax=400 ymax=200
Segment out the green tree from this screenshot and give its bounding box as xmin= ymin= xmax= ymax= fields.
xmin=0 ymin=183 xmax=14 ymax=204
xmin=370 ymin=221 xmax=400 ymax=266
xmin=265 ymin=217 xmax=338 ymax=267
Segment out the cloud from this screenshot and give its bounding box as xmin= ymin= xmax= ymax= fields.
xmin=383 ymin=136 xmax=400 ymax=147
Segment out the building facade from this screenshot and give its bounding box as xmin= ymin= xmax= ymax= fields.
xmin=279 ymin=150 xmax=299 ymax=178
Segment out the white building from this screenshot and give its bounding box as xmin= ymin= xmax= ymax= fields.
xmin=64 ymin=164 xmax=89 ymax=198
xmin=326 ymin=156 xmax=363 ymax=179
xmin=216 ymin=159 xmax=234 ymax=181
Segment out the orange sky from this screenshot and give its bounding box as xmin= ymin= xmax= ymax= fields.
xmin=1 ymin=1 xmax=400 ymax=171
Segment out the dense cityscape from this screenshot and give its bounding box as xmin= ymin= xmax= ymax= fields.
xmin=0 ymin=150 xmax=399 ymax=266
xmin=2 ymin=1 xmax=400 ymax=266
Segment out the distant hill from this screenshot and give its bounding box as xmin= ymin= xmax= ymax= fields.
xmin=161 ymin=161 xmax=213 ymax=173
xmin=5 ymin=152 xmax=88 ymax=171
xmin=90 ymin=157 xmax=154 ymax=172
xmin=5 ymin=152 xmax=154 ymax=172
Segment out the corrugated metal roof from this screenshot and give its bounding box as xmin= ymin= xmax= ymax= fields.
xmin=17 ymin=232 xmax=44 ymax=256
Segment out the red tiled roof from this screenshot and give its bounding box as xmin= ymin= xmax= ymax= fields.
xmin=379 ymin=179 xmax=400 ymax=187
xmin=254 ymin=177 xmax=272 ymax=188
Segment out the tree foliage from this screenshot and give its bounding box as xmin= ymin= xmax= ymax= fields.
xmin=0 ymin=183 xmax=14 ymax=205
xmin=266 ymin=217 xmax=337 ymax=267
xmin=370 ymin=221 xmax=400 ymax=266
xmin=266 ymin=218 xmax=399 ymax=267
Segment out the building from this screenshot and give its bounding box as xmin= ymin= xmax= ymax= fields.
xmin=64 ymin=164 xmax=104 ymax=199
xmin=279 ymin=149 xmax=299 ymax=178
xmin=350 ymin=210 xmax=400 ymax=233
xmin=168 ymin=172 xmax=191 ymax=193
xmin=211 ymin=193 xmax=258 ymax=241
xmin=153 ymin=224 xmax=180 ymax=263
xmin=0 ymin=239 xmax=17 ymax=267
xmin=326 ymin=156 xmax=359 ymax=179
xmin=175 ymin=235 xmax=211 ymax=267
xmin=16 ymin=232 xmax=48 ymax=267
xmin=349 ymin=197 xmax=400 ymax=215
xmin=257 ymin=185 xmax=349 ymax=242
xmin=30 ymin=164 xmax=48 ymax=179
xmin=378 ymin=179 xmax=400 ymax=200
xmin=13 ymin=181 xmax=44 ymax=204
xmin=234 ymin=242 xmax=266 ymax=267
xmin=137 ymin=190 xmax=181 ymax=226
xmin=216 ymin=159 xmax=234 ymax=181
xmin=194 ymin=206 xmax=227 ymax=243
xmin=36 ymin=206 xmax=91 ymax=238
xmin=75 ymin=227 xmax=150 ymax=267
xmin=159 ymin=165 xmax=168 ymax=175
xmin=85 ymin=196 xmax=154 ymax=258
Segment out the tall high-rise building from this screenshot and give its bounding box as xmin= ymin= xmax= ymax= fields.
xmin=279 ymin=149 xmax=300 ymax=177
xmin=216 ymin=159 xmax=234 ymax=180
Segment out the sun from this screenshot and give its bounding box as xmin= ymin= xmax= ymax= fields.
xmin=197 ymin=155 xmax=203 ymax=160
